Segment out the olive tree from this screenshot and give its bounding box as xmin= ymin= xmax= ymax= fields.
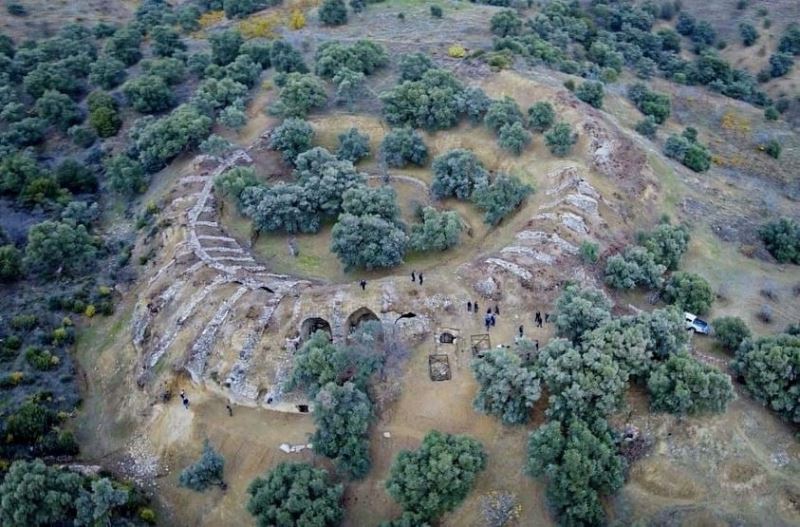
xmin=35 ymin=90 xmax=82 ymax=131
xmin=270 ymin=40 xmax=308 ymax=73
xmin=380 ymin=69 xmax=465 ymax=130
xmin=409 ymin=207 xmax=462 ymax=252
xmin=122 ymin=74 xmax=174 ymax=113
xmin=386 ymin=431 xmax=486 ymax=521
xmin=604 ymin=245 xmax=665 ymax=290
xmin=312 ymin=382 xmax=373 ymax=478
xmin=490 ymin=10 xmax=522 ymax=37
xmin=759 ymin=217 xmax=800 ymax=264
xmin=104 ymin=154 xmax=147 ymax=195
xmin=484 ymin=96 xmax=524 ymax=134
xmin=336 ymin=127 xmax=370 ymax=163
xmin=648 ymin=353 xmax=734 ymax=415
xmin=712 ymin=316 xmax=751 ymax=352
xmin=575 ymin=81 xmax=604 ymax=108
xmin=471 ymin=347 xmax=541 ymax=425
xmin=732 ymin=333 xmax=800 ymax=422
xmin=268 ymin=118 xmax=314 ymax=164
xmin=662 ymin=271 xmax=714 ymax=314
xmin=430 ymin=149 xmax=488 ymax=199
xmin=247 ymin=463 xmax=343 ymax=527
xmin=639 ymin=222 xmax=689 ymax=270
xmin=89 ymin=56 xmax=127 ymax=89
xmin=271 ymin=73 xmax=327 ymax=118
xmin=342 ymin=186 xmax=400 ymax=224
xmin=527 ymin=101 xmax=555 ymax=132
xmin=537 ymin=339 xmax=627 ymax=421
xmin=380 ymin=128 xmax=428 ymax=168
xmin=179 ymin=440 xmax=225 ymax=491
xmin=0 ymin=459 xmax=84 ymax=527
xmin=319 ymin=0 xmax=347 ymax=26
xmin=23 ymin=220 xmax=97 ymax=278
xmin=471 ymin=173 xmax=533 ymax=226
xmin=284 ymin=330 xmax=385 ymax=396
xmin=398 ymin=52 xmax=433 ymax=81
xmin=243 ymin=184 xmax=321 ymax=234
xmin=209 ymin=28 xmax=243 ymax=66
xmin=553 ymin=284 xmax=613 ymax=343
xmin=331 ymin=213 xmax=407 ymax=270
xmin=544 ymin=122 xmax=577 ymax=156
xmin=498 ymin=122 xmax=532 ymax=155
xmin=527 ymin=418 xmax=625 ymax=527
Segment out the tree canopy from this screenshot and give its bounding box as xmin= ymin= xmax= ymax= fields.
xmin=409 ymin=207 xmax=462 ymax=252
xmin=247 ymin=463 xmax=344 ymax=527
xmin=312 ymin=382 xmax=374 ymax=478
xmin=527 ymin=418 xmax=625 ymax=527
xmin=431 ymin=149 xmax=489 ymax=200
xmin=553 ymin=285 xmax=613 ymax=343
xmin=471 ymin=174 xmax=533 ymax=226
xmin=380 ymin=128 xmax=428 ymax=168
xmin=647 ymin=353 xmax=734 ymax=415
xmin=386 ymin=430 xmax=487 ymax=521
xmin=471 ymin=346 xmax=541 ymax=425
xmin=179 ymin=440 xmax=225 ymax=491
xmin=732 ymin=333 xmax=800 ymax=423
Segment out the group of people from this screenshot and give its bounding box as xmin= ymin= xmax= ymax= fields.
xmin=467 ymin=302 xmax=501 ymax=331
xmin=534 ymin=311 xmax=550 ymax=327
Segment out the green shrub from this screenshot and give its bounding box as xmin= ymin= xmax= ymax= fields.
xmin=575 ymin=81 xmax=604 ymax=108
xmin=471 ymin=174 xmax=532 ymax=225
xmin=662 ymin=271 xmax=714 ymax=314
xmin=732 ymin=333 xmax=800 ymax=422
xmin=409 ymin=207 xmax=462 ymax=252
xmin=319 ymin=0 xmax=347 ymax=26
xmin=386 ymin=431 xmax=486 ymax=521
xmin=336 ymin=128 xmax=370 ymax=163
xmin=759 ymin=218 xmax=800 ymax=264
xmin=380 ymin=128 xmax=428 ymax=168
xmin=527 ymin=101 xmax=555 ymax=132
xmin=431 ymin=149 xmax=488 ymax=199
xmin=544 ymin=122 xmax=577 ymax=157
xmin=247 ymin=463 xmax=343 ymax=527
xmin=648 ymin=352 xmax=734 ymax=415
xmin=268 ymin=118 xmax=314 ymax=164
xmin=179 ymin=440 xmax=225 ymax=491
xmin=712 ymin=316 xmax=750 ymax=352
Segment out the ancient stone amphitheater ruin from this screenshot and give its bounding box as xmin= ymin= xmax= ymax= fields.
xmin=132 ymin=113 xmax=646 ymax=414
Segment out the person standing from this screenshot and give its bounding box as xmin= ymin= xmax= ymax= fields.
xmin=419 ymin=272 xmax=424 ymax=285
xmin=359 ymin=280 xmax=367 ymax=291
xmin=467 ymin=301 xmax=472 ymax=312
xmin=474 ymin=301 xmax=479 ymax=315
xmin=484 ymin=314 xmax=491 ymax=332
xmin=411 ymin=271 xmax=416 ymax=283
xmin=519 ymin=325 xmax=524 ymax=338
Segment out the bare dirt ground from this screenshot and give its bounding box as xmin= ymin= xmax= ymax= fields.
xmin=66 ymin=1 xmax=800 ymax=526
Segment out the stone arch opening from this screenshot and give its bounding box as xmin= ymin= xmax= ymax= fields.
xmin=439 ymin=331 xmax=456 ymax=344
xmin=347 ymin=307 xmax=380 ymax=335
xmin=300 ymin=317 xmax=332 ymax=341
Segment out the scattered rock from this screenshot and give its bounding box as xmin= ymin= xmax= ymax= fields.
xmin=473 ymin=276 xmax=501 ymax=300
